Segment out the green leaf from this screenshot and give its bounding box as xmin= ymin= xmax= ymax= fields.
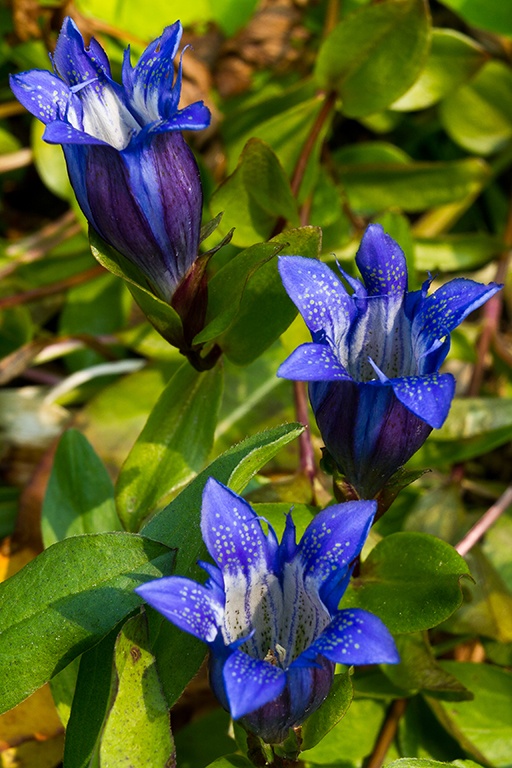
xmin=408 ymin=399 xmax=512 ymax=468
xmin=194 ymin=242 xmax=282 ymax=345
xmin=210 ymin=138 xmax=300 ymax=247
xmin=315 ymin=0 xmax=431 ymax=117
xmin=0 ymin=532 xmax=174 ymax=714
xmin=301 ymin=672 xmax=354 ymax=751
xmin=89 ymin=228 xmax=184 ymax=348
xmin=414 ymin=234 xmax=504 ymax=272
xmin=382 ymin=633 xmax=473 ymax=701
xmin=59 ymin=272 xmax=130 ymax=371
xmin=49 ymin=656 xmax=80 ymax=727
xmin=391 ymin=29 xmax=487 ymax=111
xmin=332 ymin=141 xmax=411 ymax=165
xmin=91 ymin=612 xmax=174 ymax=768
xmin=300 ymin=697 xmax=387 ymax=764
xmin=219 ymin=227 xmax=322 ymax=366
xmin=174 ymin=709 xmax=237 ymax=767
xmin=141 ymin=423 xmax=304 ymax=572
xmin=438 ymin=0 xmax=512 ymax=37
xmin=63 ymin=623 xmax=122 ymax=768
xmin=426 ymin=662 xmax=512 ymax=767
xmin=404 ymin=483 xmax=465 ymax=544
xmin=147 ymin=614 xmax=207 ymax=710
xmin=75 ymin=0 xmax=210 ymax=40
xmin=440 ymin=61 xmax=512 ymax=156
xmin=337 ymin=158 xmax=490 ymax=214
xmin=116 ymin=360 xmax=223 ymax=532
xmin=442 ymin=546 xmax=512 ymax=644
xmin=341 ymin=532 xmax=471 ymax=633
xmin=205 ymin=757 xmax=254 ymax=768
xmin=42 ymin=429 xmax=122 ymax=549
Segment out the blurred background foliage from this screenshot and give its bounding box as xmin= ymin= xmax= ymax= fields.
xmin=1 ymin=0 xmax=512 ymax=766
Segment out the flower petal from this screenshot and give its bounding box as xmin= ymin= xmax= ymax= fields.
xmin=201 ymin=478 xmax=277 ymax=575
xmin=297 ymin=608 xmax=399 ymax=666
xmin=355 ymin=223 xmax=407 ymax=296
xmin=52 ymin=17 xmax=108 ymax=88
xmin=9 ymin=71 xmax=72 ymax=124
xmin=222 ymin=650 xmax=286 ymax=719
xmin=298 ymin=500 xmax=377 ymax=588
xmin=278 ymin=255 xmax=355 ymax=343
xmin=390 ymin=372 xmax=455 ymax=429
xmin=277 ymin=343 xmax=352 ymax=381
xmin=43 ymin=119 xmax=108 ymax=145
xmin=147 ymin=102 xmax=212 ymax=134
xmin=413 ymin=278 xmax=502 ymax=353
xmin=123 ymin=22 xmax=182 ymax=124
xmin=135 ymin=576 xmax=222 ymax=643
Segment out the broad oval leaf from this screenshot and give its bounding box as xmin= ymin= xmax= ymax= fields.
xmin=440 ymin=60 xmax=512 ymax=156
xmin=115 ymin=360 xmax=224 ymax=532
xmin=315 ymin=0 xmax=431 ymax=117
xmin=391 ymin=29 xmax=487 ymax=111
xmin=0 ymin=533 xmax=174 ymax=714
xmin=341 ymin=532 xmax=470 ymax=633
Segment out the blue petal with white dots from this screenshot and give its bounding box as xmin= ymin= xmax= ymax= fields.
xmin=277 ymin=343 xmax=352 ymax=381
xmin=391 ymin=372 xmax=455 ymax=429
xmin=355 ymin=224 xmax=408 ymax=296
xmin=297 ymin=608 xmax=400 ymax=666
xmin=134 ymin=576 xmax=222 ymax=644
xmin=222 ymin=650 xmax=287 ymax=720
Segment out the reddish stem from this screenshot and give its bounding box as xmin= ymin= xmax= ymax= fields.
xmin=455 ymin=483 xmax=512 ymax=557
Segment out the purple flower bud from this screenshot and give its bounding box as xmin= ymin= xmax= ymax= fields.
xmin=10 ymin=17 xmax=210 ymax=304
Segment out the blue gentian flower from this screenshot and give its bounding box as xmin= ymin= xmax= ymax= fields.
xmin=10 ymin=18 xmax=210 ymax=303
xmin=278 ymin=224 xmax=502 ymax=499
xmin=136 ymin=478 xmax=399 ymax=744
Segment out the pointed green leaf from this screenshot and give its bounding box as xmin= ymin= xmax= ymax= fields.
xmin=42 ymin=429 xmax=122 ymax=549
xmin=220 ymin=226 xmax=322 ymax=366
xmin=91 ymin=613 xmax=174 ymax=768
xmin=141 ymin=423 xmax=304 ymax=573
xmin=116 ymin=360 xmax=224 ymax=532
xmin=211 ymin=138 xmax=300 ymax=247
xmin=0 ymin=533 xmax=174 ymax=714
xmin=301 ymin=672 xmax=354 ymax=750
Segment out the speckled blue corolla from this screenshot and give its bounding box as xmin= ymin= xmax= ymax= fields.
xmin=10 ymin=18 xmax=210 ymax=303
xmin=136 ymin=478 xmax=398 ymax=744
xmin=278 ymin=224 xmax=502 ymax=499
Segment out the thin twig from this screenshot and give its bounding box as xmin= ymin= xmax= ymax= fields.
xmin=293 ymin=380 xmax=316 ymax=493
xmin=0 ymin=265 xmax=104 ymax=311
xmin=366 ymin=699 xmax=407 ymax=768
xmin=290 ymin=90 xmax=337 ymax=198
xmin=455 ymin=483 xmax=512 ymax=557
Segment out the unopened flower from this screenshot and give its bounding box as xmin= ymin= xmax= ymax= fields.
xmin=278 ymin=224 xmax=502 ymax=499
xmin=136 ymin=478 xmax=398 ymax=744
xmin=10 ymin=18 xmax=210 ymax=303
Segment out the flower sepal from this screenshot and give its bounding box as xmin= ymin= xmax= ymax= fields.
xmin=90 ymin=226 xmax=225 ymax=370
xmin=325 ymin=446 xmax=430 ymax=516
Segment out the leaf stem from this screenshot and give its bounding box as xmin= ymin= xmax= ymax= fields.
xmin=290 ymin=90 xmax=337 ymax=199
xmin=0 ymin=265 xmax=105 ymax=310
xmin=366 ymin=698 xmax=407 ymax=768
xmin=455 ymin=483 xmax=512 ymax=557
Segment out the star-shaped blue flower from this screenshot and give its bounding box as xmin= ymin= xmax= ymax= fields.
xmin=278 ymin=224 xmax=502 ymax=498
xmin=10 ymin=18 xmax=210 ymax=303
xmin=136 ymin=478 xmax=398 ymax=744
